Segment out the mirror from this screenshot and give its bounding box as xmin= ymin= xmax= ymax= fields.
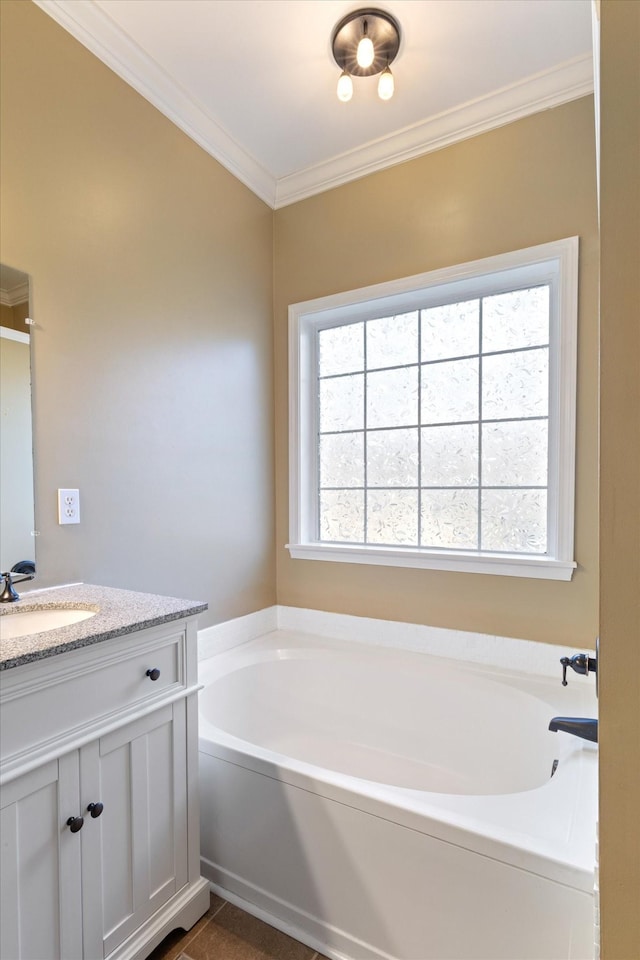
xmin=0 ymin=263 xmax=36 ymax=575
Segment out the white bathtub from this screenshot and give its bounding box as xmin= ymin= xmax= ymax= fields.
xmin=198 ymin=631 xmax=597 ymax=960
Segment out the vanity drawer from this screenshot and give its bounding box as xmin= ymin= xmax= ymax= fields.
xmin=1 ymin=627 xmax=186 ymax=765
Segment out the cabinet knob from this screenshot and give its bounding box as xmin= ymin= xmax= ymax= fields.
xmin=66 ymin=815 xmax=84 ymax=833
xmin=146 ymin=668 xmax=160 ymax=681
xmin=87 ymin=802 xmax=104 ymax=818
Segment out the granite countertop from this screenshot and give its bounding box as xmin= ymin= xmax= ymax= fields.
xmin=0 ymin=583 xmax=207 ymax=671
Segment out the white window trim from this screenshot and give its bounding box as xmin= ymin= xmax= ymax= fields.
xmin=288 ymin=238 xmax=579 ymax=581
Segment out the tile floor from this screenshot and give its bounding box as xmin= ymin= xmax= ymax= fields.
xmin=147 ymin=892 xmax=330 ymax=960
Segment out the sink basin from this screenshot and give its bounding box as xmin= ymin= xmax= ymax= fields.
xmin=0 ymin=608 xmax=97 ymax=641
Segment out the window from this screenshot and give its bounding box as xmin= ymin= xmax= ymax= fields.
xmin=288 ymin=238 xmax=578 ymax=580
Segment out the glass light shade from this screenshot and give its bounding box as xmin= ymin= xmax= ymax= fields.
xmin=378 ymin=65 xmax=394 ymax=100
xmin=337 ymin=70 xmax=353 ymax=102
xmin=356 ymin=36 xmax=375 ymax=68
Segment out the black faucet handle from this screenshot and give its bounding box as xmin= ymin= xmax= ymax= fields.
xmin=7 ymin=572 xmax=34 ymax=585
xmin=559 ymin=652 xmax=597 ymax=686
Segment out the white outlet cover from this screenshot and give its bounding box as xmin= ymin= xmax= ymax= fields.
xmin=58 ymin=488 xmax=80 ymax=524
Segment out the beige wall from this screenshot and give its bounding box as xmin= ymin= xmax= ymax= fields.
xmin=0 ymin=0 xmax=275 ymax=626
xmin=0 ymin=300 xmax=29 ymax=334
xmin=275 ymin=97 xmax=599 ymax=647
xmin=598 ymin=1 xmax=640 ymax=956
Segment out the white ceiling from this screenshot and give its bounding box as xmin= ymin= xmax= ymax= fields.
xmin=35 ymin=0 xmax=594 ymax=208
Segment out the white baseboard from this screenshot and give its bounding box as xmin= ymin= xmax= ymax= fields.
xmin=201 ymin=858 xmax=392 ymax=960
xmin=198 ymin=604 xmax=595 ymax=680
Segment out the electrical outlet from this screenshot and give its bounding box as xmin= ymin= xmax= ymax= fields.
xmin=58 ymin=488 xmax=80 ymax=525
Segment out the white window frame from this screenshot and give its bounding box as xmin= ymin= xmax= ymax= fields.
xmin=288 ymin=238 xmax=579 ymax=581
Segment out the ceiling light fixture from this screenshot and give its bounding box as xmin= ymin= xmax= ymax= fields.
xmin=377 ymin=63 xmax=394 ymax=100
xmin=337 ymin=69 xmax=354 ymax=102
xmin=332 ymin=8 xmax=401 ymax=103
xmin=356 ymin=22 xmax=375 ymax=68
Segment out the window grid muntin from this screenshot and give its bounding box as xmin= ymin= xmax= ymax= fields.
xmin=316 ymin=287 xmax=551 ymax=555
xmin=417 ymin=307 xmax=423 ymax=548
xmin=477 ymin=296 xmax=484 ymax=550
xmin=320 ymin=486 xmax=548 ymax=491
xmin=317 ymin=342 xmax=551 ymax=383
xmin=319 ymin=414 xmax=549 ymax=435
xmin=363 ymin=314 xmax=368 ymax=541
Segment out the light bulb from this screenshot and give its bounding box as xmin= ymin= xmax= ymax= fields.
xmin=337 ymin=70 xmax=353 ymax=102
xmin=378 ymin=65 xmax=394 ymax=100
xmin=356 ymin=35 xmax=375 ymax=68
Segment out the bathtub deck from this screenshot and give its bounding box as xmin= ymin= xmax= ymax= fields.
xmin=147 ymin=891 xmax=329 ymax=960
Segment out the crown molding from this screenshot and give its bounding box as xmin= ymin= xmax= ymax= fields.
xmin=33 ymin=0 xmax=277 ymax=207
xmin=274 ymin=55 xmax=594 ymax=207
xmin=33 ymin=2 xmax=592 ymax=212
xmin=0 ymin=282 xmax=30 ymax=307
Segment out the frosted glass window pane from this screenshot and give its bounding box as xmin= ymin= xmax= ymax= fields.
xmin=320 ymin=490 xmax=364 ymax=542
xmin=319 ymin=323 xmax=364 ymax=376
xmin=482 ymin=420 xmax=548 ymax=486
xmin=421 ymin=358 xmax=479 ymax=424
xmin=366 ymin=312 xmax=419 ymax=370
xmin=367 ymin=429 xmax=419 ymax=487
xmin=320 ymin=432 xmax=364 ymax=488
xmin=421 ymin=490 xmax=478 ymax=549
xmin=367 ymin=367 xmax=419 ymax=429
xmin=319 ymin=374 xmax=364 ymax=432
xmin=482 ymin=348 xmax=548 ymax=420
xmin=367 ymin=490 xmax=418 ymax=545
xmin=421 ymin=300 xmax=479 ymax=361
xmin=483 ymin=286 xmax=549 ymax=353
xmin=481 ymin=490 xmax=547 ymax=553
xmin=421 ymin=424 xmax=479 ymax=486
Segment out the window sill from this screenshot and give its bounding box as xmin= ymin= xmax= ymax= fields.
xmin=287 ymin=543 xmax=576 ymax=581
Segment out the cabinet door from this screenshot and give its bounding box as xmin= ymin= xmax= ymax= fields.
xmin=80 ymin=702 xmax=188 ymax=958
xmin=0 ymin=755 xmax=83 ymax=960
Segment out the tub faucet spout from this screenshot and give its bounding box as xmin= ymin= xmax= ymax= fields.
xmin=548 ymin=717 xmax=598 ymax=743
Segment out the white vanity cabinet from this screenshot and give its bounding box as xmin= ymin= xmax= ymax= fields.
xmin=0 ymin=616 xmax=209 ymax=960
xmin=1 ymin=753 xmax=84 ymax=959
